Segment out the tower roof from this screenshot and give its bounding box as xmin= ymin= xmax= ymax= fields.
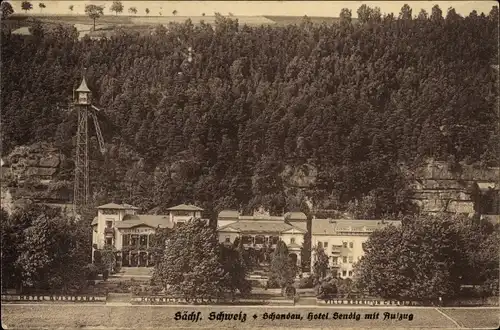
xmin=76 ymin=76 xmax=91 ymax=93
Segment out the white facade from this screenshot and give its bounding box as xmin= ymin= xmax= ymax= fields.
xmin=217 ymin=209 xmax=308 ymax=266
xmin=311 ymin=218 xmax=401 ymax=279
xmin=91 ymin=203 xmax=204 ymax=267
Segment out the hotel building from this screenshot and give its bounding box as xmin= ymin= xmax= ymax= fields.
xmin=311 ymin=218 xmax=401 ymax=279
xmin=217 ymin=207 xmax=308 ymax=266
xmin=91 ymin=203 xmax=204 ymax=267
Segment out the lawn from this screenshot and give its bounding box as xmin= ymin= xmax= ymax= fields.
xmin=3 ymin=304 xmax=489 ymax=329
xmin=440 ymin=308 xmax=499 ymax=329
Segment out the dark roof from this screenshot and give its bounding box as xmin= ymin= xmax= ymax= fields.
xmin=218 ymin=220 xmax=306 ymax=234
xmin=312 ymin=218 xmax=401 ymax=235
xmin=97 ymin=203 xmax=139 ymax=210
xmin=166 ymin=204 xmax=203 ymax=211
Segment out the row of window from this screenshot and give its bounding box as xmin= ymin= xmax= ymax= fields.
xmin=339 ymin=271 xmax=353 ymax=277
xmin=224 ymin=236 xmax=296 ymax=245
xmin=317 ymin=241 xmax=366 ymax=250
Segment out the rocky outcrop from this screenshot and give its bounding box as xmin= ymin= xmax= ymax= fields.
xmin=404 ymin=160 xmax=499 ymax=215
xmin=1 ymin=142 xmax=73 ymax=214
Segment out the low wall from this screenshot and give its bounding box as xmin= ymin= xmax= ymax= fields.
xmin=317 ymin=298 xmax=420 ymax=306
xmin=131 ymin=296 xmax=293 ymax=305
xmin=1 ymin=294 xmax=106 ymax=303
xmin=317 ymin=297 xmax=499 ymax=307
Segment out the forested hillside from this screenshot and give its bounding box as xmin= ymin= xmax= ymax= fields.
xmin=1 ymin=5 xmax=498 ymax=218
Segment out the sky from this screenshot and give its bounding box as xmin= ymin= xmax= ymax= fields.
xmin=9 ymin=1 xmax=497 ymax=17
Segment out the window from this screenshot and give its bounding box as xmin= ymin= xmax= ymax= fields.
xmin=349 ymin=242 xmax=353 ymax=248
xmin=131 ymin=234 xmax=139 ymax=248
xmin=106 ymin=221 xmax=113 ymax=228
xmin=342 ymin=242 xmax=347 ymax=248
xmin=242 ymin=236 xmax=252 ymax=244
xmin=348 ymin=271 xmax=353 ymax=277
xmin=225 ymin=237 xmax=231 ymax=243
xmin=148 ymin=234 xmax=155 ymax=247
xmin=106 ymin=238 xmax=112 ymax=246
xmin=342 ymin=270 xmax=347 ymax=277
xmin=122 ymin=234 xmax=130 ymax=247
xmin=139 ymin=235 xmax=148 ymax=249
xmin=323 ymin=242 xmax=328 ymax=248
xmin=362 ymin=242 xmax=367 ymax=251
xmin=342 ymin=256 xmax=347 ymax=263
xmin=338 ymin=272 xmax=342 ymax=278
xmin=318 ymin=242 xmax=323 ymax=248
xmin=348 ymin=256 xmax=353 ymax=263
xmin=290 ymin=237 xmax=295 ymax=244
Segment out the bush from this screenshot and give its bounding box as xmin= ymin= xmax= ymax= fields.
xmin=84 ymin=263 xmax=99 ymax=281
xmin=238 ymin=280 xmax=252 ymax=297
xmin=266 ymin=277 xmax=281 ymax=289
xmin=298 ymin=276 xmax=315 ymax=289
xmin=131 ymin=286 xmax=141 ymax=296
xmin=317 ymin=281 xmax=337 ymax=298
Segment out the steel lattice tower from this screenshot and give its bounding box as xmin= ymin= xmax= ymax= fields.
xmin=72 ymin=73 xmax=106 ymax=217
xmin=73 ymin=75 xmax=91 ymax=216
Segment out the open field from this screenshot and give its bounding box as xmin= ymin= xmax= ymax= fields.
xmin=7 ymin=13 xmax=342 ymax=28
xmin=2 ymin=304 xmax=498 ymax=329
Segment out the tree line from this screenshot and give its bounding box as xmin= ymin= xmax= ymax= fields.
xmin=1 ymin=5 xmax=498 ymax=220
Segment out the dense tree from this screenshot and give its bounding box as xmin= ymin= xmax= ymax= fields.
xmin=85 ymin=4 xmax=104 ymax=31
xmin=21 ymin=1 xmax=32 ymax=13
xmin=417 ymin=9 xmax=428 ymax=20
xmin=1 ymin=6 xmax=498 ymax=220
xmin=68 ymin=5 xmax=73 ymax=13
xmin=110 ymin=1 xmax=124 ymax=16
xmin=173 ymin=10 xmax=178 ymax=16
xmin=1 ymin=1 xmax=14 ymax=20
xmin=219 ymin=243 xmax=252 ymax=298
xmin=38 ymin=2 xmax=46 ymax=13
xmin=312 ymin=245 xmax=329 ymax=281
xmin=354 ymin=214 xmax=499 ymax=301
xmin=269 ymin=241 xmax=297 ymax=296
xmin=152 ymin=218 xmax=248 ymax=300
xmin=1 ymin=205 xmax=92 ymax=293
xmin=399 ymin=4 xmax=413 ymax=20
xmin=145 ymin=8 xmax=149 ymax=15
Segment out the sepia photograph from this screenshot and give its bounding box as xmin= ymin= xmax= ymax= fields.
xmin=0 ymin=1 xmax=499 ymax=329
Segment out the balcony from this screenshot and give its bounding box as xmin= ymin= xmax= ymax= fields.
xmin=104 ymin=227 xmax=114 ymax=237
